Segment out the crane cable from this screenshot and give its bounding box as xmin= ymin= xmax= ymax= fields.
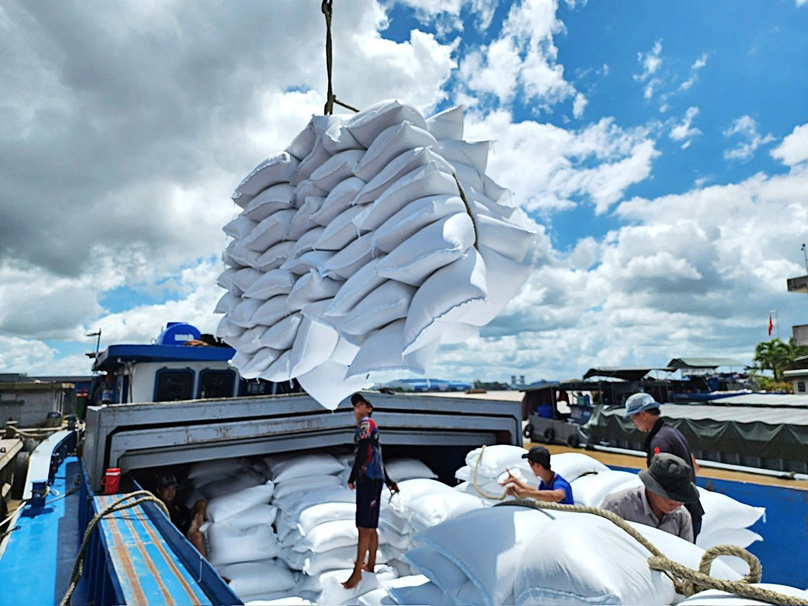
xmin=321 ymin=0 xmax=358 ymax=115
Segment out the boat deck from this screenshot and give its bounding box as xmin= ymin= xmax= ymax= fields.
xmin=538 ymin=443 xmax=808 ymax=491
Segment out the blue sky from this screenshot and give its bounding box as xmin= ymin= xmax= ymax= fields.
xmin=1 ymin=0 xmax=807 ymax=383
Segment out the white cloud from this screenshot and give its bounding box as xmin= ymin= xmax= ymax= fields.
xmin=669 ymin=106 xmax=701 ymax=148
xmin=771 ymin=123 xmax=808 ymax=166
xmin=634 ymin=40 xmax=663 ymax=100
xmin=572 ymin=92 xmax=588 ymax=118
xmin=678 ymin=53 xmax=707 ymax=91
xmin=457 ymin=0 xmax=578 ymax=112
xmin=392 ymin=0 xmax=498 ymax=31
xmin=723 ymin=115 xmax=776 ymax=161
xmin=465 ymin=112 xmax=660 ymax=214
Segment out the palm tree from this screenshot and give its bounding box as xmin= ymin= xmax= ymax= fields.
xmin=754 ymin=337 xmax=808 ymax=380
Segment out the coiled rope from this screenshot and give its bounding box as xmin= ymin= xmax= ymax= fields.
xmin=472 ymin=446 xmax=806 ymax=605
xmin=321 ymin=0 xmax=358 ymax=115
xmin=60 ymin=490 xmax=170 ymax=606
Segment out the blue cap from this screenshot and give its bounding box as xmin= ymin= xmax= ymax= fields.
xmin=624 ymin=393 xmax=660 ymax=418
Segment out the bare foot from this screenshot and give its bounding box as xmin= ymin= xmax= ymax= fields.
xmin=362 ymin=563 xmax=375 ymax=572
xmin=341 ymin=571 xmax=362 ymax=589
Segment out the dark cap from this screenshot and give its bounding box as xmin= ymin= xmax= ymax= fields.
xmin=639 ymin=453 xmax=699 ymax=503
xmin=158 ymin=474 xmax=180 ymax=490
xmin=522 ymin=446 xmax=551 ymax=469
xmin=351 ymin=393 xmax=372 ymax=408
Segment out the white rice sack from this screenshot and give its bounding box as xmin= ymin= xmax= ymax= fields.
xmin=310 ymin=114 xmax=363 ymax=155
xmin=569 ymin=469 xmax=642 ymax=507
xmin=387 ymin=576 xmax=447 ymax=606
xmin=312 ymin=176 xmax=364 ymax=226
xmin=354 ymin=162 xmax=458 ymax=231
xmin=287 ymin=198 xmax=321 ymax=241
xmin=403 ymin=546 xmax=470 ymax=597
xmin=318 ymin=567 xmax=399 ymax=606
xmin=201 ymin=472 xmax=265 ymax=500
xmin=251 ymin=295 xmax=291 ymax=328
xmin=243 ymin=269 xmax=294 ymax=300
xmin=415 ymin=506 xmax=557 ymax=606
xmin=270 ymin=453 xmax=345 ymax=483
xmin=206 ymin=482 xmax=275 ymax=523
xmin=344 ymin=99 xmax=428 ymax=148
xmin=476 ymin=212 xmax=536 ymax=263
xmin=454 ymin=458 xmax=533 ymax=484
xmin=425 ymin=105 xmax=464 ymax=140
xmin=375 ymin=212 xmax=475 ymax=287
xmin=384 ymin=458 xmax=438 ymax=482
xmin=259 ymin=313 xmax=302 ymax=350
xmin=225 ymin=504 xmax=278 ymax=531
xmin=281 ymin=250 xmax=335 ymax=276
xmin=214 ymin=291 xmax=241 ymax=315
xmin=439 ymin=139 xmax=491 ymax=173
xmin=353 ymin=121 xmax=439 ymax=182
xmin=216 ymin=316 xmax=245 ymax=340
xmin=296 ymin=360 xmax=373 ymax=412
xmin=230 ymin=267 xmax=263 ymax=295
xmin=354 ymin=147 xmax=453 ymax=207
xmin=286 ymin=272 xmax=342 ymax=312
xmin=217 ymin=559 xmax=297 ymax=599
xmin=255 ymin=241 xmax=295 ymax=272
xmin=387 ymin=478 xmax=456 ymax=514
xmin=292 ymin=138 xmax=331 ymax=186
xmin=335 ymin=281 xmax=416 ymax=337
xmin=242 ymin=186 xmax=295 ymax=224
xmin=239 ymin=348 xmax=282 ymax=378
xmin=232 ymin=152 xmax=298 ymax=207
xmin=372 ymin=194 xmax=466 ymax=254
xmin=260 ymin=350 xmax=293 ymax=382
xmin=298 ymin=502 xmax=356 ymax=535
xmin=217 ymin=267 xmax=241 ymax=293
xmin=403 ymin=248 xmax=487 ymax=354
xmin=322 ymin=233 xmax=374 ymax=281
xmin=292 ymin=519 xmax=358 ymax=553
xmin=698 ymin=488 xmax=765 ymax=534
xmin=407 ymin=490 xmax=487 ymax=533
xmin=274 ymin=474 xmax=343 ymax=501
xmin=346 ymin=319 xmax=440 ymax=378
xmin=463 ymin=445 xmax=529 ymax=477
xmin=324 ymin=259 xmax=386 ymax=318
xmin=545 ymin=452 xmax=610 ymax=483
xmin=696 ymin=527 xmax=763 ymax=551
xmin=677 ymin=584 xmax=808 ymax=605
xmin=224 ymin=215 xmax=258 ymax=240
xmin=207 ymin=522 xmax=281 ymax=567
xmin=314 ymin=205 xmax=366 ymax=251
xmin=243 ymin=208 xmax=296 ymax=251
xmin=309 ymin=149 xmax=365 ymax=191
xmin=243 ymin=595 xmax=311 ymax=606
xmin=459 ymin=245 xmax=534 ymax=327
xmin=513 ymin=514 xmax=676 ymax=606
xmin=234 ymin=327 xmax=270 ymax=354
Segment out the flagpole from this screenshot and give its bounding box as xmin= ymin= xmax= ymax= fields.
xmin=770 ymin=308 xmax=780 ymax=340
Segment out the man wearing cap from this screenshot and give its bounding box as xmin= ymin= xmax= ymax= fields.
xmin=155 ymin=473 xmax=208 ymax=558
xmin=500 ymin=446 xmax=574 ymax=504
xmin=343 ymin=393 xmax=399 ymax=589
xmin=601 ymin=453 xmax=698 ymax=541
xmin=624 ymin=392 xmax=704 ymax=537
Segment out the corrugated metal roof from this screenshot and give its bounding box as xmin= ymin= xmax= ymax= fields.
xmin=667 ymin=357 xmax=746 ymax=369
xmin=583 ymin=367 xmax=673 ymax=381
xmin=601 ymin=403 xmax=808 ymax=425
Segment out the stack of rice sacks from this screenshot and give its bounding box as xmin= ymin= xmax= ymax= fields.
xmin=215 ymin=99 xmax=536 ymax=409
xmin=188 ymin=459 xmax=297 ymax=602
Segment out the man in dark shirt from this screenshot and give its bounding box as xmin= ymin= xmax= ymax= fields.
xmin=343 ymin=393 xmax=398 ymax=589
xmin=155 ymin=474 xmax=208 ymax=558
xmin=624 ymin=392 xmax=705 ymax=537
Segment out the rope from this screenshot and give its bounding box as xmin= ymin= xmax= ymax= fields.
xmin=60 ymin=490 xmax=170 ymax=606
xmin=470 ymin=445 xmax=507 ymax=500
xmin=496 ymin=499 xmax=806 ymax=605
xmin=321 ymin=0 xmax=359 ymax=115
xmin=452 ymin=173 xmax=478 ymax=246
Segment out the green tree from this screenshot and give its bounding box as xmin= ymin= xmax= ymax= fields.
xmin=753 ymin=337 xmax=808 ymax=380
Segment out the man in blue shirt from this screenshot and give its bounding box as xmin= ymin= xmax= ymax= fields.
xmin=500 ymin=446 xmax=574 ymax=504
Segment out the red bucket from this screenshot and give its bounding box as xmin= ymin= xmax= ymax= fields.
xmin=101 ymin=468 xmax=121 ymax=495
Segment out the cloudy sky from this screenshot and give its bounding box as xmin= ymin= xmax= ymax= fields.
xmin=2 ymin=0 xmax=807 ymax=383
